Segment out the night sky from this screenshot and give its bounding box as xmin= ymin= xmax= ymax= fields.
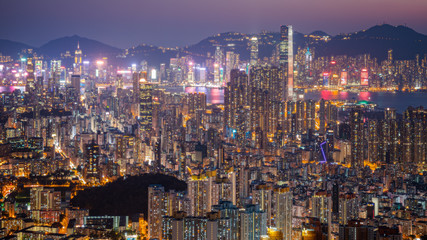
xmin=1 ymin=0 xmax=426 ymax=48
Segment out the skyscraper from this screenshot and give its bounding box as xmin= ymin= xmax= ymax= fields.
xmin=148 ymin=185 xmax=165 ymax=239
xmin=274 ymin=186 xmax=292 ymax=240
xmin=279 ymin=25 xmax=294 ymax=99
xmin=84 ymin=140 xmax=100 ymax=181
xmin=74 ymin=42 xmax=82 ymax=75
xmin=240 ymin=204 xmax=267 ymax=240
xmin=250 ymin=36 xmax=258 ymax=66
xmin=26 ymin=57 xmax=36 ymax=104
xmin=138 ymin=72 xmax=153 ymax=133
xmin=350 ymin=108 xmax=364 ymax=168
xmin=188 ymin=175 xmax=209 ymax=217
xmin=71 ymin=74 xmax=81 ymax=101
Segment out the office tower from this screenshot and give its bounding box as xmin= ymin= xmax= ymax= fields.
xmin=214 ymin=46 xmax=224 ymax=84
xmin=138 ymin=73 xmax=153 ymax=133
xmin=225 ymin=51 xmax=240 ymax=83
xmin=160 ymin=63 xmax=166 ymax=83
xmin=274 ymin=186 xmax=292 ymax=240
xmin=84 ymin=140 xmax=100 ymax=181
xmin=350 ymin=108 xmax=364 ymax=168
xmin=339 ymin=193 xmax=359 ymax=225
xmin=250 ymin=36 xmax=259 ymax=66
xmin=74 ymin=42 xmax=82 ymax=75
xmin=212 ymin=201 xmax=240 ymax=240
xmin=240 ymin=204 xmax=267 ymax=240
xmin=132 ymin=71 xmax=140 ymax=116
xmin=188 ymin=175 xmax=209 ymax=217
xmin=26 ymin=57 xmax=36 ymax=103
xmin=279 ymin=25 xmax=294 ymax=99
xmin=71 ymin=74 xmax=81 ymax=100
xmin=148 ymin=185 xmax=165 ymax=239
xmin=361 ymin=68 xmax=369 ymax=86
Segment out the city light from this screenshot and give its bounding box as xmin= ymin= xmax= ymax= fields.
xmin=0 ymin=6 xmax=425 ymax=240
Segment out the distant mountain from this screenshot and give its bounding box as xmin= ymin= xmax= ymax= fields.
xmin=309 ymin=31 xmax=330 ymax=36
xmin=38 ymin=35 xmax=122 ymax=58
xmin=1 ymin=24 xmax=426 ymax=66
xmin=317 ymin=24 xmax=427 ymax=60
xmin=183 ymin=30 xmax=307 ymax=61
xmin=0 ymin=39 xmax=33 ymax=59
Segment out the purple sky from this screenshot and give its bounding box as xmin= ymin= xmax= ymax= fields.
xmin=1 ymin=0 xmax=426 ymax=48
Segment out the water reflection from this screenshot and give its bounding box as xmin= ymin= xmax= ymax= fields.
xmin=0 ymin=86 xmax=25 ymax=93
xmin=185 ymin=87 xmax=224 ymax=104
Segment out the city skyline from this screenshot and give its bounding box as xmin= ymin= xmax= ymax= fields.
xmin=1 ymin=0 xmax=427 ymax=48
xmin=0 ymin=1 xmax=426 ymax=239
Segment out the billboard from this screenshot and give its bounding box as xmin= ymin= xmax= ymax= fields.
xmin=361 ymin=69 xmax=369 ymax=86
xmin=323 ymin=72 xmax=329 ymax=87
xmin=340 ymin=71 xmax=347 ymax=86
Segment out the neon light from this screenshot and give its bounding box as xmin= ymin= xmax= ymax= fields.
xmin=320 ymin=141 xmax=327 ymax=163
xmin=117 ymin=70 xmax=131 ymax=74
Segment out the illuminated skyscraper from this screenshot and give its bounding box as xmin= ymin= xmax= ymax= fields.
xmin=136 ymin=72 xmax=153 ymax=133
xmin=339 ymin=193 xmax=359 ymax=225
xmin=240 ymin=204 xmax=267 ymax=240
xmin=274 ymin=186 xmax=292 ymax=240
xmin=214 ymin=46 xmax=224 ymax=84
xmin=30 ymin=187 xmax=61 ymax=212
xmin=212 ymin=201 xmax=240 ymax=240
xmin=26 ymin=57 xmax=36 ymax=103
xmin=279 ymin=25 xmax=294 ymax=99
xmin=250 ymin=36 xmax=258 ymax=66
xmin=361 ymin=68 xmax=369 ymax=86
xmin=225 ymin=51 xmax=239 ymax=83
xmin=350 ymin=108 xmax=364 ymax=168
xmin=74 ymin=42 xmax=82 ymax=75
xmin=148 ymin=185 xmax=165 ymax=239
xmin=84 ymin=140 xmax=100 ymax=181
xmin=312 ymin=191 xmax=332 ymax=225
xmin=224 ymin=69 xmax=249 ymax=143
xmin=188 ymin=175 xmax=209 ymax=217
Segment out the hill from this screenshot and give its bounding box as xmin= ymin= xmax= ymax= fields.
xmin=71 ymin=174 xmax=187 ymax=217
xmin=38 ymin=35 xmax=122 ymax=58
xmin=317 ymin=24 xmax=427 ymax=61
xmin=0 ymin=39 xmax=34 ymax=59
xmin=1 ymin=24 xmax=426 ymax=65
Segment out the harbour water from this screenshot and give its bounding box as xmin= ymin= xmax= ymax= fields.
xmin=1 ymin=86 xmax=425 ymax=113
xmin=165 ymin=86 xmax=427 ymax=113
